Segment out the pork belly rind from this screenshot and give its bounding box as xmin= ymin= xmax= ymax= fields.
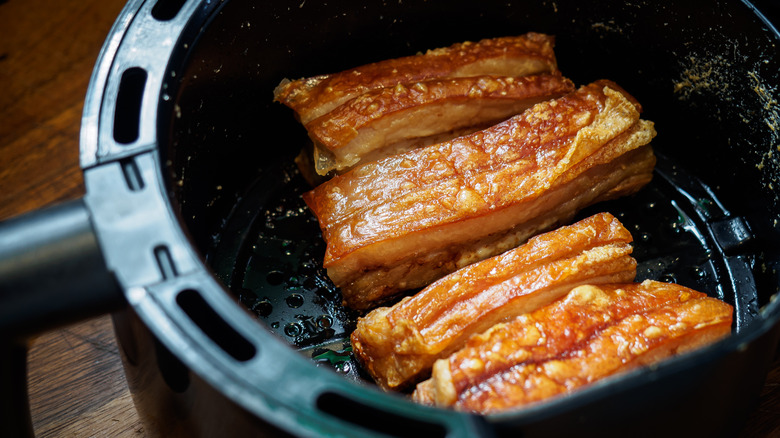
xmin=274 ymin=33 xmax=558 ymax=125
xmin=412 ymin=281 xmax=733 ymax=413
xmin=303 ymin=80 xmax=657 ymax=310
xmin=350 ymin=212 xmax=638 ymax=390
xmin=306 ymin=74 xmax=575 ymax=175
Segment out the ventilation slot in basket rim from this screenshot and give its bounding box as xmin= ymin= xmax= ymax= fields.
xmin=151 ymin=0 xmax=187 ymax=21
xmin=316 ymin=391 xmax=447 ymax=438
xmin=113 ymin=67 xmax=147 ymax=145
xmin=176 ymin=288 xmax=257 ymax=362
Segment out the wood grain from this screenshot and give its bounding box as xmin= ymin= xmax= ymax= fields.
xmin=1 ymin=0 xmax=780 ymax=436
xmin=26 ymin=317 xmax=144 ymax=437
xmin=0 ymin=0 xmax=142 ymax=436
xmin=0 ymin=0 xmax=119 ymax=219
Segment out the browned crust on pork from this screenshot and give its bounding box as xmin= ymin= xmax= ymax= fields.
xmin=411 ymin=280 xmax=715 ymax=407
xmin=418 ymin=283 xmax=732 ymax=413
xmin=304 ymin=81 xmax=657 ymax=310
xmin=306 ymin=74 xmax=575 ymax=174
xmin=350 ymin=213 xmax=638 ymax=390
xmin=274 ymin=33 xmax=558 ymax=124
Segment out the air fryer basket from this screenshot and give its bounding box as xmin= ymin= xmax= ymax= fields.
xmin=83 ymin=0 xmax=780 ymax=436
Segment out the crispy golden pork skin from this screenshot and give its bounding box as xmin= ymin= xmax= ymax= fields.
xmin=412 ymin=281 xmax=733 ymax=413
xmin=303 ymin=81 xmax=657 ymax=310
xmin=306 ymin=74 xmax=575 ymax=175
xmin=274 ymin=33 xmax=558 ymax=125
xmin=350 ymin=213 xmax=637 ymax=390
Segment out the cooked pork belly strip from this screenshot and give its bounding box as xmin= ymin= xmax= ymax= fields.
xmin=350 ymin=213 xmax=637 ymax=390
xmin=295 ymin=125 xmax=488 ymax=187
xmin=307 ymin=74 xmax=575 ymax=175
xmin=303 ymin=81 xmax=657 ymax=310
xmin=274 ymin=33 xmax=558 ymax=124
xmin=412 ymin=280 xmax=715 ymax=407
xmin=417 ymin=283 xmax=732 ymax=414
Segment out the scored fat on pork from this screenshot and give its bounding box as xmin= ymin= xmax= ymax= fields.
xmin=273 ymin=33 xmax=559 ymax=125
xmin=303 ymin=80 xmax=657 ymax=311
xmin=412 ymin=280 xmax=733 ymax=413
xmin=306 ymin=73 xmax=575 ymax=175
xmin=350 ymin=212 xmax=637 ymax=390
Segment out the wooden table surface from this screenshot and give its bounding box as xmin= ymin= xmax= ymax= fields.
xmin=0 ymin=0 xmax=143 ymax=436
xmin=2 ymin=0 xmax=780 ymax=436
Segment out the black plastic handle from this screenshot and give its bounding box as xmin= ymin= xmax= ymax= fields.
xmin=0 ymin=198 xmax=125 ymax=339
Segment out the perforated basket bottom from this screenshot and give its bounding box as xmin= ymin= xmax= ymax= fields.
xmin=207 ymin=153 xmax=758 ymax=382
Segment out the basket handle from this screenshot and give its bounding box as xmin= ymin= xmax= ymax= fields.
xmin=0 ymin=198 xmax=124 ymax=437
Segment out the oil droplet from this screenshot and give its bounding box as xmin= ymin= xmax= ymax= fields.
xmin=271 ymin=322 xmax=280 ymax=329
xmin=280 ymin=240 xmax=297 ymax=256
xmin=639 ymin=232 xmax=651 ymax=242
xmin=316 ymin=286 xmax=336 ymax=300
xmin=286 ymin=293 xmax=304 ymax=308
xmin=286 ymin=275 xmax=301 ymax=287
xmin=691 ymin=266 xmax=707 ymax=279
xmin=660 ymin=273 xmax=677 ymax=283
